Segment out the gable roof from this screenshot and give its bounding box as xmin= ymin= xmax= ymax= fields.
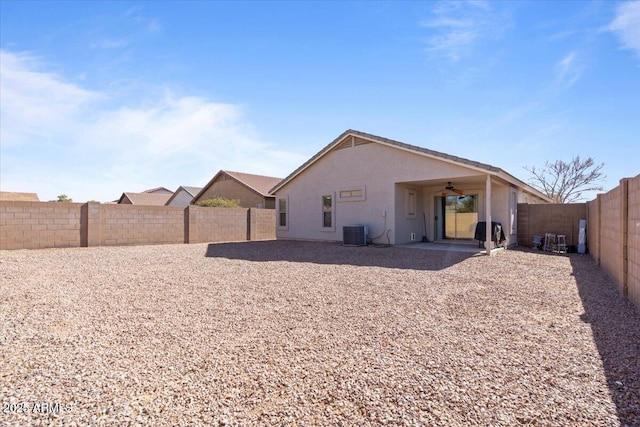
xmin=143 ymin=187 xmax=173 ymax=195
xmin=118 ymin=192 xmax=172 ymax=205
xmin=270 ymin=129 xmax=549 ymax=200
xmin=164 ymin=186 xmax=203 ymax=205
xmin=181 ymin=186 xmax=203 ymax=196
xmin=193 ymin=170 xmax=283 ymax=202
xmin=0 ymin=191 xmax=40 ymax=202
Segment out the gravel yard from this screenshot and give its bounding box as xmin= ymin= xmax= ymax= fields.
xmin=1 ymin=241 xmax=639 ymax=426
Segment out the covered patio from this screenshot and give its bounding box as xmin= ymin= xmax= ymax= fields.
xmin=395 ymin=174 xmax=510 ymax=256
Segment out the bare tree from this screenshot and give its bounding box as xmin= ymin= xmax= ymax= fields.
xmin=524 ymin=156 xmax=605 ymax=203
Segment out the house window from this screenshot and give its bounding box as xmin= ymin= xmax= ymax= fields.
xmin=339 ymin=189 xmax=362 ymax=198
xmin=406 ymin=189 xmax=417 ymax=218
xmin=278 ymin=197 xmax=288 ymax=229
xmin=338 ymin=185 xmax=366 ymax=202
xmin=322 ymin=195 xmax=333 ymax=228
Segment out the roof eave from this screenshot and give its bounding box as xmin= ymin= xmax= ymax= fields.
xmin=270 ymin=129 xmax=503 ymax=193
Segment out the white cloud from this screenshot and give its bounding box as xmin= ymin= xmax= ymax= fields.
xmin=608 ymin=1 xmax=640 ymax=58
xmin=422 ymin=0 xmax=509 ymax=61
xmin=555 ymin=51 xmax=582 ymax=88
xmin=0 ymin=49 xmax=305 ymax=202
xmin=0 ymin=50 xmax=102 ymax=146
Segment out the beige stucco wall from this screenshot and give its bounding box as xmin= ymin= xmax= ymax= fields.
xmin=274 ymin=141 xmax=509 ymax=244
xmin=197 ymin=176 xmax=266 ymax=208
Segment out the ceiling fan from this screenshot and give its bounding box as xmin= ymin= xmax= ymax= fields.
xmin=442 ymin=182 xmax=465 ymax=196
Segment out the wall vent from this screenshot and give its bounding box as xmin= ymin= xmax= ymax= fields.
xmin=343 ymin=225 xmax=368 ymax=246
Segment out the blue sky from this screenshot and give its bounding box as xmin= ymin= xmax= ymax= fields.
xmin=1 ymin=1 xmax=638 ymax=202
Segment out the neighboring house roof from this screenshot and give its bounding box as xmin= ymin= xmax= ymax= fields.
xmin=193 ymin=170 xmax=283 ymax=202
xmin=0 ymin=191 xmax=40 ymax=202
xmin=182 ymin=186 xmax=203 ymax=196
xmin=143 ymin=187 xmax=173 ymax=195
xmin=118 ymin=192 xmax=172 ymax=205
xmin=165 ymin=186 xmax=203 ymax=205
xmin=270 ymin=129 xmax=550 ymax=200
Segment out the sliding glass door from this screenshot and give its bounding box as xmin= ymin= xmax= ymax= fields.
xmin=444 ymin=195 xmax=478 ymax=239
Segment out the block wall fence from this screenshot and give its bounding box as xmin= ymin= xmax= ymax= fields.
xmin=517 ymin=174 xmax=639 ymax=310
xmin=517 ymin=203 xmax=587 ymax=249
xmin=0 ymin=202 xmax=275 ymax=250
xmin=587 ymin=175 xmax=640 ymax=309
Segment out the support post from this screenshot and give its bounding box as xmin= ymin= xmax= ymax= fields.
xmin=486 ymin=175 xmax=492 ymax=256
xmin=83 ymin=202 xmax=101 ymax=247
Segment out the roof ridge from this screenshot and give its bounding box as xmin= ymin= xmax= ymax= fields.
xmin=223 ymin=170 xmax=283 ymax=180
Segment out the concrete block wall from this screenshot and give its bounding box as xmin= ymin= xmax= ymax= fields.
xmin=587 ymin=175 xmax=640 ymax=310
xmin=517 ymin=203 xmax=587 ymax=248
xmin=250 ymin=208 xmax=276 ymax=241
xmin=187 ymin=206 xmax=249 ymax=244
xmin=597 ymin=186 xmax=624 ymax=289
xmin=587 ymin=198 xmax=600 ymax=263
xmin=99 ymin=204 xmax=185 ymax=246
xmin=0 ymin=201 xmax=275 ymax=250
xmin=0 ymin=201 xmax=83 ymax=249
xmin=628 ymin=176 xmax=640 ymax=308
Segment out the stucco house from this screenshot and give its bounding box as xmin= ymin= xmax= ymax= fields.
xmin=270 ymin=130 xmax=551 ymax=251
xmin=165 ymin=186 xmax=202 ymax=206
xmin=192 ymin=170 xmax=282 ymax=209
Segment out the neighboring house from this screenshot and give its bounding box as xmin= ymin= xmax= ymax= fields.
xmin=193 ymin=170 xmax=282 ymax=209
xmin=165 ymin=186 xmax=202 ymax=206
xmin=0 ymin=192 xmax=40 ymax=202
xmin=142 ymin=187 xmax=173 ymax=195
xmin=118 ymin=192 xmax=172 ymax=205
xmin=111 ymin=187 xmax=173 ymax=203
xmin=270 ymin=129 xmax=551 ymax=248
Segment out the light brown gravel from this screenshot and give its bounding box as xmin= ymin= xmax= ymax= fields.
xmin=1 ymin=241 xmax=638 ymax=426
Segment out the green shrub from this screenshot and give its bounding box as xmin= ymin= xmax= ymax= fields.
xmin=195 ymin=197 xmax=241 ymax=208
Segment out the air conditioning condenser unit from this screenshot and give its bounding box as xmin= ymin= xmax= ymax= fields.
xmin=343 ymin=224 xmax=368 ymax=246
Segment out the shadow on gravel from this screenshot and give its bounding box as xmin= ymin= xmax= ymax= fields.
xmin=571 ymin=254 xmax=640 ymax=426
xmin=204 ymin=240 xmax=475 ymax=271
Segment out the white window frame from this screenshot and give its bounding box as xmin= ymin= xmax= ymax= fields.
xmin=406 ymin=189 xmax=417 ymax=219
xmin=277 ymin=195 xmax=289 ymax=230
xmin=321 ymin=192 xmax=335 ymax=231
